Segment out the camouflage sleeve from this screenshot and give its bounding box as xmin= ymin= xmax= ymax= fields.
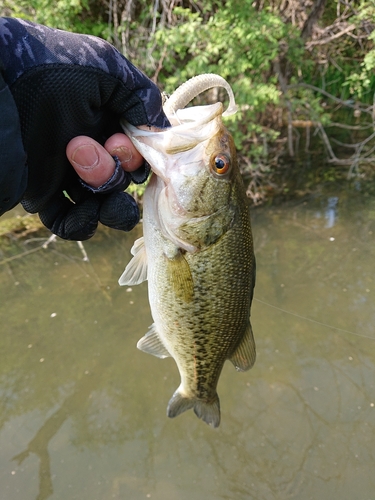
xmin=0 ymin=60 xmax=27 ymax=215
xmin=0 ymin=17 xmax=170 ymax=240
xmin=0 ymin=17 xmax=169 ymax=128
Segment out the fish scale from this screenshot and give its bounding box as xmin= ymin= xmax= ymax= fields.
xmin=119 ymin=75 xmax=256 ymax=427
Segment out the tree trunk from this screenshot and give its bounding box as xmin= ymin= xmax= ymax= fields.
xmin=301 ymin=0 xmax=327 ymax=40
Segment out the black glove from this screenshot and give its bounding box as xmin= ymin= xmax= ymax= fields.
xmin=0 ymin=17 xmax=170 ymax=240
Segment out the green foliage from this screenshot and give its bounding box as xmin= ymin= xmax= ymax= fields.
xmin=304 ymin=1 xmax=375 ymax=103
xmin=345 ymin=23 xmax=375 ymax=100
xmin=0 ymin=0 xmax=109 ymax=35
xmin=155 ymin=2 xmax=301 ymax=98
xmin=2 ymin=0 xmax=375 ymax=184
xmin=3 ymin=0 xmax=83 ymax=29
xmin=153 ymin=1 xmax=304 ymax=161
xmin=287 ymin=85 xmax=332 ymax=126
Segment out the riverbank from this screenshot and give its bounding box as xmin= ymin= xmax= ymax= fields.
xmin=1 ymin=167 xmax=374 ymax=247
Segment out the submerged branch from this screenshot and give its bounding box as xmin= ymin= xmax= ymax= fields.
xmin=316 ymin=123 xmax=339 ymax=162
xmin=0 ymin=245 xmax=45 ymax=265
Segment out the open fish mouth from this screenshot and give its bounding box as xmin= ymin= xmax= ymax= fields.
xmin=122 ymin=101 xmax=224 ymax=182
xmin=121 ymin=73 xmax=238 ymax=180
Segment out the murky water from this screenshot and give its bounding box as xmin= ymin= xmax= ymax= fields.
xmin=1 ymin=190 xmax=374 ymax=500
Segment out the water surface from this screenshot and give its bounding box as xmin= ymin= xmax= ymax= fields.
xmin=0 ymin=190 xmax=374 ymax=500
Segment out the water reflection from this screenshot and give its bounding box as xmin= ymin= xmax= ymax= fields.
xmin=314 ymin=195 xmax=339 ymax=228
xmin=12 ymin=370 xmax=99 ymax=500
xmin=324 ymin=196 xmax=339 ymax=228
xmin=1 ymin=192 xmax=375 ymax=500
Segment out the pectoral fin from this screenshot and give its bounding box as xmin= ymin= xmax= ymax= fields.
xmin=137 ymin=323 xmax=170 ymax=358
xmin=166 ymin=251 xmax=194 ymax=303
xmin=118 ymin=237 xmax=148 ymax=286
xmin=229 ymin=321 xmax=256 ymax=371
xmin=177 ymin=206 xmax=234 ymax=249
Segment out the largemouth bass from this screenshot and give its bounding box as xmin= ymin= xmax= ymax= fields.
xmin=119 ymin=75 xmax=256 ymax=428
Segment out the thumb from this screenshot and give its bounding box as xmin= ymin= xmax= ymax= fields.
xmin=66 ymin=137 xmax=116 ymax=188
xmin=66 ymin=134 xmax=144 ymax=188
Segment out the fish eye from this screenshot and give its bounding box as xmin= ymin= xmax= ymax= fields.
xmin=212 ymin=154 xmax=231 ymax=176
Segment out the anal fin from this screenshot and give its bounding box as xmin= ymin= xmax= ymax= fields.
xmin=229 ymin=321 xmax=256 ymax=371
xmin=137 ymin=323 xmax=170 ymax=359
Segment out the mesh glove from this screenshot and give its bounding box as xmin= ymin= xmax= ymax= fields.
xmin=0 ymin=17 xmax=170 ymax=240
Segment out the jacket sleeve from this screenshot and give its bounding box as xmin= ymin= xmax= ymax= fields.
xmin=0 ymin=58 xmax=27 ymax=216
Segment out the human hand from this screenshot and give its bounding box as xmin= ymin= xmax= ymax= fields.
xmin=66 ymin=133 xmax=144 ymax=188
xmin=0 ymin=17 xmax=169 ymax=240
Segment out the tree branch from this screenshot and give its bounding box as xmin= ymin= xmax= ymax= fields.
xmin=306 ymin=23 xmax=357 ymax=47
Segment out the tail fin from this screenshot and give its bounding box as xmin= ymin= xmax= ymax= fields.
xmin=167 ymin=389 xmax=221 ymax=428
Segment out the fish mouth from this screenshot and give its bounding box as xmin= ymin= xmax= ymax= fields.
xmin=121 ymin=102 xmax=223 ymax=180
